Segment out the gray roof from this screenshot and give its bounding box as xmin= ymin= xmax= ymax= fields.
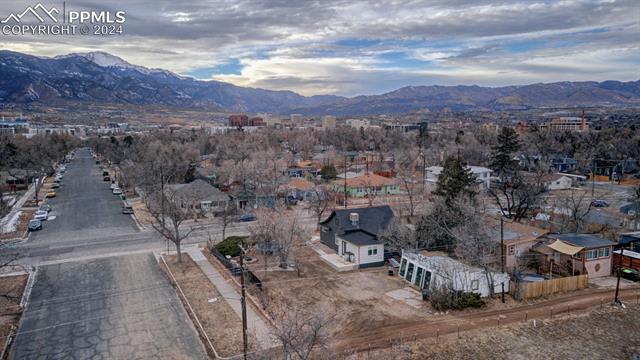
xmin=320 ymin=205 xmax=394 ymax=236
xmin=554 ymin=233 xmax=615 ymax=248
xmin=339 ymin=230 xmax=381 ymax=246
xmin=167 ymin=179 xmax=229 ymax=203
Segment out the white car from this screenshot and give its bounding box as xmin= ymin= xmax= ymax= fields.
xmin=33 ymin=210 xmax=49 ymax=221
xmin=112 ymin=188 xmax=122 ymax=195
xmin=110 ymin=183 xmax=118 ymax=190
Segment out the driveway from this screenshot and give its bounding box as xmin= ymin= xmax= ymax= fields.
xmin=11 ymin=253 xmax=207 ymax=359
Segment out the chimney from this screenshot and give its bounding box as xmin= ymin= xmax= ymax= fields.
xmin=349 ymin=212 xmax=359 ymax=226
xmin=580 ymin=110 xmax=586 ymax=130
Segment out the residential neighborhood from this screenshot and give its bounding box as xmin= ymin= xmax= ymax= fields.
xmin=0 ymin=1 xmax=639 ymax=359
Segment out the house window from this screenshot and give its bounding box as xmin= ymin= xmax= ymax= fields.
xmin=597 ymin=247 xmax=610 ymax=258
xmin=508 ymin=245 xmax=515 ymax=256
xmin=586 ymin=249 xmax=598 ymax=260
xmin=405 ymin=263 xmax=414 ymax=282
xmin=356 ymin=187 xmax=363 ymax=192
xmin=368 ymin=247 xmax=378 ymax=256
xmin=471 ymin=280 xmax=479 ymax=291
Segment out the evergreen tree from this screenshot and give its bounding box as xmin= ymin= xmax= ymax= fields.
xmin=490 ymin=127 xmax=520 ymax=177
xmin=320 ymin=164 xmax=337 ymax=180
xmin=433 ymin=156 xmax=476 ymax=205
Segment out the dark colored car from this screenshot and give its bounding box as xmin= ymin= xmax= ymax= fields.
xmin=28 ymin=219 xmax=42 ymax=231
xmin=102 ymin=171 xmax=109 ymax=176
xmin=621 ymin=268 xmax=639 ymax=282
xmin=95 ymin=160 xmax=100 ymax=164
xmin=238 ymin=214 xmax=257 ymax=222
xmin=103 ymin=176 xmax=111 ymax=182
xmin=286 ymin=196 xmax=298 ymax=205
xmin=591 ymin=200 xmax=609 ymax=208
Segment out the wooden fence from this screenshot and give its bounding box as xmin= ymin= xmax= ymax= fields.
xmin=511 ymin=275 xmax=589 ymax=300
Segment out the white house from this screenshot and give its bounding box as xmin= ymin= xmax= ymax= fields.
xmin=319 ymin=206 xmax=393 ymax=268
xmin=546 ymin=175 xmax=573 ymax=190
xmin=425 ymin=165 xmax=492 ymax=189
xmin=399 ymin=251 xmax=509 ymax=297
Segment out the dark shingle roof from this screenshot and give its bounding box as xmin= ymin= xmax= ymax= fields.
xmin=553 ymin=234 xmax=615 ymax=248
xmin=320 ymin=205 xmax=394 ymax=236
xmin=340 ymin=230 xmax=381 ymax=246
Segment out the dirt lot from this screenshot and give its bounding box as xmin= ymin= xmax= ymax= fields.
xmin=0 ymin=275 xmax=27 ymax=352
xmin=352 ymin=304 xmax=640 ymax=360
xmin=244 ymin=245 xmax=432 ymax=343
xmin=161 ymin=255 xmax=256 ymax=357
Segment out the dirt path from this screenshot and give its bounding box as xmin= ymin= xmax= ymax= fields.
xmin=336 ymin=287 xmax=640 ymax=353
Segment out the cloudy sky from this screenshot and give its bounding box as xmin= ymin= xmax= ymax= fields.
xmin=1 ymin=0 xmax=639 ymax=96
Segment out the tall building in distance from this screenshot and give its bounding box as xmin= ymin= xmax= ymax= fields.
xmin=539 ymin=111 xmax=589 ymax=132
xmin=228 ymin=115 xmax=265 ymax=127
xmin=322 ymin=115 xmax=336 ymax=129
xmin=290 ymin=114 xmax=303 ymax=123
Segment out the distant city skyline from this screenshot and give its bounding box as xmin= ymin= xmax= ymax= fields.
xmin=1 ymin=0 xmax=638 ymax=96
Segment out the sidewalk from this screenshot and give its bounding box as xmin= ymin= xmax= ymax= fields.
xmin=183 ymin=246 xmax=276 ymax=350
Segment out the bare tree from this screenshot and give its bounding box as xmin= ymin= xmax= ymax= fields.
xmin=269 ymin=304 xmax=334 ymax=360
xmin=146 ymin=185 xmax=196 ymax=262
xmin=378 ymin=218 xmax=416 ymax=251
xmin=393 ymin=148 xmax=422 ymax=219
xmin=305 ymin=182 xmax=334 ymax=227
xmin=555 ymin=189 xmax=593 ymax=233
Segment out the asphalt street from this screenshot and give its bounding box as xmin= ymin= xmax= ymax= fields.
xmin=12 ymin=254 xmax=207 ymax=359
xmin=11 ymin=149 xmax=207 ymax=359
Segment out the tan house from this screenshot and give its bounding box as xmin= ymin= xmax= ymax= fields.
xmin=537 ymin=234 xmax=615 ymax=278
xmin=488 ymin=220 xmax=548 ymax=271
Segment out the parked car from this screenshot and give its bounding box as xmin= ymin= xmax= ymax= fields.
xmin=39 ymin=204 xmax=52 ymax=213
xmin=591 ymin=200 xmax=609 ymax=208
xmin=621 ymin=268 xmax=639 ymax=282
xmin=45 ymin=191 xmax=57 ymax=198
xmin=102 ymin=171 xmax=109 ymax=177
xmin=110 ymin=183 xmax=118 ymax=190
xmin=238 ymin=214 xmax=257 ymax=222
xmin=122 ymin=204 xmax=134 ymax=214
xmin=286 ymin=196 xmax=298 ymax=205
xmin=51 ymin=183 xmax=60 ymax=189
xmin=28 ymin=219 xmax=42 ymax=231
xmin=96 ymin=160 xmax=100 ymax=164
xmin=33 ymin=210 xmax=48 ymax=221
xmin=112 ymin=188 xmax=122 ymax=195
xmin=103 ymin=176 xmax=111 ymax=182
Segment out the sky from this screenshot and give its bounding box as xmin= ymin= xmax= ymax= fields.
xmin=1 ymin=0 xmax=639 ymax=96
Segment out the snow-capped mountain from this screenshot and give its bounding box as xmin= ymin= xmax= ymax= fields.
xmin=1 ymin=50 xmax=639 ymax=115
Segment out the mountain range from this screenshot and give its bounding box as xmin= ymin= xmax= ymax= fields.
xmin=1 ymin=50 xmax=639 ymax=115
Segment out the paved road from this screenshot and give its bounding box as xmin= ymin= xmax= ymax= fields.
xmin=29 ymin=148 xmax=138 ymax=247
xmin=11 ymin=148 xmax=207 ymax=359
xmin=12 ymin=254 xmax=207 ymax=359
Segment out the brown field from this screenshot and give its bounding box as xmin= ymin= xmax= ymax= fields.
xmin=244 ymin=245 xmax=432 ymax=342
xmin=161 ymin=255 xmax=256 ymax=358
xmin=353 ymin=304 xmax=640 ymax=360
xmin=0 ymin=275 xmax=27 ymax=353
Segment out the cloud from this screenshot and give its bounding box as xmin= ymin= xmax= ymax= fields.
xmin=0 ymin=0 xmax=638 ymax=95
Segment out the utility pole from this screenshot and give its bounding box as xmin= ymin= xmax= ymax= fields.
xmin=239 ymin=246 xmax=248 ymax=360
xmin=614 ymin=246 xmax=624 ymax=305
xmin=343 ymin=154 xmax=347 ymax=209
xmin=591 ymin=158 xmax=596 ymax=198
xmin=500 ymin=217 xmax=505 ymax=303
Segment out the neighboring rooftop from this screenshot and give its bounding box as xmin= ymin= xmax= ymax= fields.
xmin=551 ymin=233 xmax=615 ymax=248
xmin=166 ymin=179 xmax=229 ymax=203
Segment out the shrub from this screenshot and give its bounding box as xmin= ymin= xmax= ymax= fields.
xmin=215 ymin=236 xmax=248 ymax=257
xmin=429 ymin=286 xmax=485 ymax=311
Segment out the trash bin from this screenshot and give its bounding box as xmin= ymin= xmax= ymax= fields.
xmin=387 ymin=266 xmax=394 ymax=276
